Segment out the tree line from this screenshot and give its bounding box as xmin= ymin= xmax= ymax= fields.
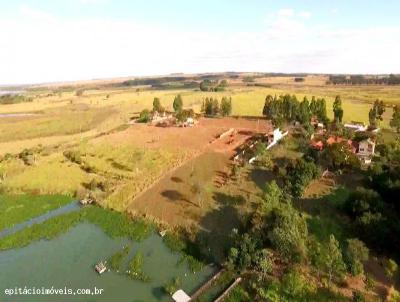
xmin=201 ymin=96 xmax=232 ymax=117
xmin=328 ymin=74 xmax=400 ymax=85
xmin=262 ymin=94 xmax=328 ymax=128
xmin=199 ymin=79 xmax=228 ymax=92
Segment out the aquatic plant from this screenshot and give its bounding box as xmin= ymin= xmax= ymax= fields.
xmin=127 ymin=252 xmax=150 ymax=282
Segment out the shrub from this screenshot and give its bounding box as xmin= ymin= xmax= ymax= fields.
xmin=345 ymin=239 xmax=369 ymax=276
xmin=163 ymin=277 xmax=181 ymax=295
xmin=18 ymin=149 xmax=35 ymax=166
xmin=138 ymin=109 xmax=151 ymax=123
xmin=352 ymin=291 xmax=366 ymax=302
xmin=63 ymin=150 xmax=82 ymax=164
xmin=384 ymin=259 xmax=398 ymax=278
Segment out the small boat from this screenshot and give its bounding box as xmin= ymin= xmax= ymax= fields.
xmin=159 ymin=230 xmax=167 ymax=237
xmin=95 ymin=261 xmax=107 ymax=274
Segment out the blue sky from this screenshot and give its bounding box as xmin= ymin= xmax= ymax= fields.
xmin=1 ymin=0 xmax=400 ymax=84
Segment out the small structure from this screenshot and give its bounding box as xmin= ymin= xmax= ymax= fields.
xmin=310 ymin=140 xmax=324 ymax=151
xmin=172 ymin=289 xmax=191 ymax=302
xmin=344 ymin=122 xmax=367 ymax=132
xmin=179 ymin=117 xmax=198 ymax=127
xmin=214 ymin=277 xmax=242 ymax=302
xmin=356 ymin=138 xmax=376 ymax=164
xmin=357 ymin=138 xmax=375 ymax=156
xmin=311 ymin=117 xmax=325 ymax=134
xmin=266 ymin=128 xmax=288 ymax=150
xmin=151 ymin=111 xmax=175 ymax=126
xmin=79 ymin=195 xmax=95 ymax=206
xmin=95 ymin=261 xmax=107 ymax=274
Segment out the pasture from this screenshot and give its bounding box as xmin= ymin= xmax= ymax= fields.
xmin=0 ymin=75 xmax=398 ymax=216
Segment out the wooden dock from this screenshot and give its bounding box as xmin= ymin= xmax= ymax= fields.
xmin=190 ymin=268 xmax=225 ymax=301
xmin=214 ymin=277 xmax=242 ymax=302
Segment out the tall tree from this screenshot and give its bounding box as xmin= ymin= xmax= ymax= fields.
xmin=173 ymin=94 xmax=183 ymax=112
xmin=322 ymin=234 xmax=346 ymax=286
xmin=220 ymin=96 xmax=232 ymax=116
xmin=152 ymin=97 xmax=163 ymax=112
xmin=263 ymin=95 xmax=274 ymax=118
xmin=369 ymin=100 xmax=385 ymax=127
xmin=390 ymin=105 xmax=400 ymax=132
xmin=333 ymin=95 xmax=344 ymax=123
xmin=298 ymin=98 xmax=311 ymax=125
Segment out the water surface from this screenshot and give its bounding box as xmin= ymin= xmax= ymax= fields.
xmin=0 ymin=223 xmax=215 ymax=302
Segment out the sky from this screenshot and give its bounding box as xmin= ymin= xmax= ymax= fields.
xmin=1 ymin=0 xmax=400 ymax=85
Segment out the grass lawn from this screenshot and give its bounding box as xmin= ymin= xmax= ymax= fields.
xmin=0 ymin=194 xmax=73 ymax=231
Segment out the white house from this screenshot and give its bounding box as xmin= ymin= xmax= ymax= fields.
xmin=357 ymin=138 xmax=376 ymax=157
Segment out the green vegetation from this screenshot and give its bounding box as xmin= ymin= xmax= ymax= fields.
xmin=368 ymin=100 xmax=385 ymax=127
xmin=0 ymin=194 xmax=73 ymax=231
xmin=199 ymin=79 xmax=227 ymax=92
xmin=345 ymin=238 xmax=369 ymax=276
xmin=173 ymin=94 xmax=183 ymax=112
xmin=333 ymin=95 xmax=344 ymax=123
xmin=109 ymin=245 xmax=132 ymax=271
xmin=152 ymin=97 xmax=164 ymax=113
xmin=390 ymin=105 xmax=400 ymax=132
xmin=127 ymin=251 xmax=150 ymax=282
xmin=262 ymin=94 xmax=327 ymax=127
xmin=0 ymin=206 xmax=153 ymax=250
xmin=0 ymin=94 xmax=33 ymax=104
xmin=163 ymin=277 xmax=181 ymax=295
xmin=138 ymin=109 xmax=151 ymax=122
xmin=163 ymin=233 xmax=205 ymax=273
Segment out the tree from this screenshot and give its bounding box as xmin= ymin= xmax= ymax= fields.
xmin=390 ymin=105 xmax=400 ymax=132
xmin=152 ymin=97 xmax=163 ymax=113
xmin=203 ymin=97 xmax=220 ymax=116
xmin=199 ymin=79 xmax=212 ymax=91
xmin=220 ymin=96 xmax=232 ymax=116
xmin=322 ymin=141 xmax=360 ymax=171
xmin=285 ymin=158 xmax=321 ymax=198
xmin=333 ymin=95 xmax=344 ymax=123
xmin=369 ymin=100 xmax=385 ymax=127
xmin=268 ymin=205 xmax=308 ymax=262
xmin=262 ymin=95 xmax=274 ymax=118
xmin=228 ymin=233 xmax=261 ymax=270
xmin=138 ymin=109 xmax=151 ymax=122
xmin=220 ymin=79 xmax=228 ymax=87
xmin=173 ymin=94 xmax=183 ymax=112
xmin=345 ymin=238 xmax=369 ymax=276
xmin=298 ymin=97 xmax=311 ymax=125
xmin=321 ymin=234 xmax=346 ymax=286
